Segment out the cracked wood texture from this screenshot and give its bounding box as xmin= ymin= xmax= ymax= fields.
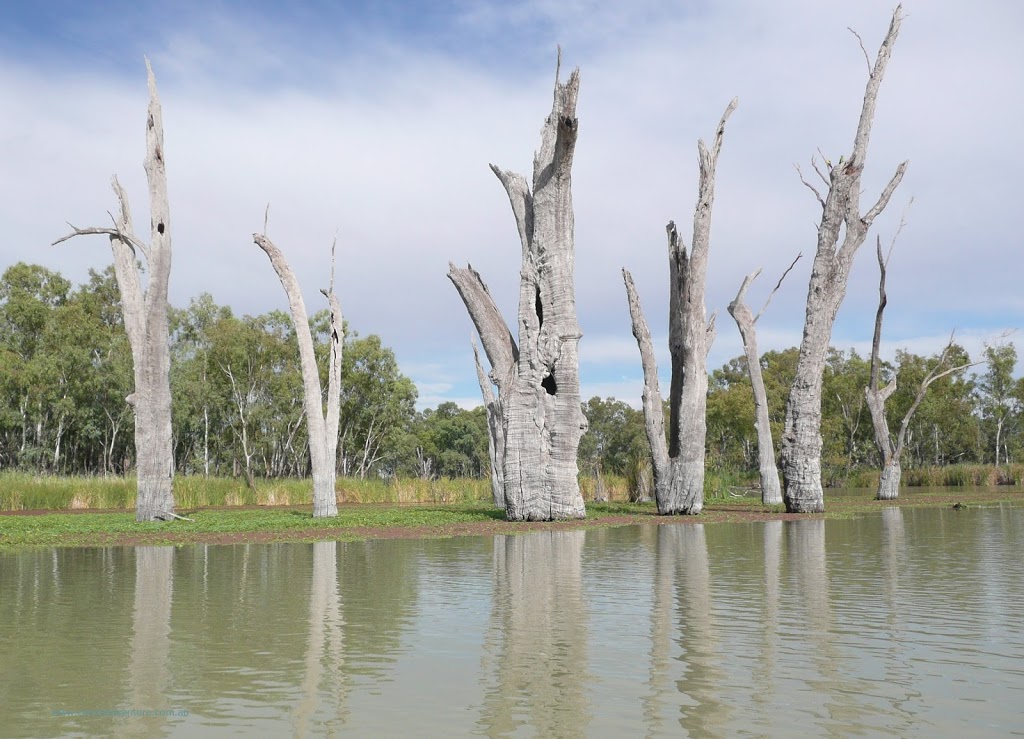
xmin=621 ymin=100 xmax=735 ymax=515
xmin=54 ymin=61 xmax=175 ymax=521
xmin=253 ymin=234 xmax=342 ymax=518
xmin=780 ymin=6 xmax=907 ymax=513
xmin=448 ymin=60 xmax=586 ymax=521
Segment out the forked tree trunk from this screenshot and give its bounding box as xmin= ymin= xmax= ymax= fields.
xmin=780 ymin=6 xmax=908 ymax=513
xmin=253 ymin=233 xmax=343 ymax=518
xmin=54 ymin=60 xmax=175 ymax=522
xmin=449 ymin=57 xmax=587 ymax=521
xmin=866 ymin=236 xmax=976 ymax=501
xmin=726 ymin=257 xmax=799 ymax=505
xmin=622 ymin=100 xmax=736 ymax=515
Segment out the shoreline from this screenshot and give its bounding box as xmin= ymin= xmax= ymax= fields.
xmin=1 ymin=490 xmax=1021 ymax=552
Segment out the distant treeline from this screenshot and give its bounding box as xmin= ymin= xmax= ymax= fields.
xmin=0 ymin=262 xmax=1019 ymax=485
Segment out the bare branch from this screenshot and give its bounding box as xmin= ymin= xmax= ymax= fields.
xmin=263 ymin=203 xmax=270 ymax=237
xmin=489 ymin=165 xmax=533 ymax=258
xmin=864 ymin=161 xmax=909 ymax=227
xmin=795 ymin=164 xmax=826 ymax=209
xmin=850 ymin=4 xmax=904 ymax=167
xmin=813 ymin=150 xmax=832 ymax=184
xmin=848 ymin=26 xmax=872 ymax=74
xmin=755 ymin=252 xmax=802 ymax=322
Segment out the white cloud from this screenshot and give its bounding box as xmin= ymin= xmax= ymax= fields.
xmin=2 ymin=0 xmax=1022 ymax=410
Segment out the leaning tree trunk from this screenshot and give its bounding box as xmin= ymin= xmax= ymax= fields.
xmin=780 ymin=6 xmax=908 ymax=513
xmin=726 ymin=258 xmax=799 ymax=506
xmin=54 ymin=60 xmax=176 ymax=522
xmin=448 ymin=57 xmax=587 ymax=521
xmin=253 ymin=233 xmax=342 ymax=518
xmin=621 ymin=100 xmax=736 ymax=515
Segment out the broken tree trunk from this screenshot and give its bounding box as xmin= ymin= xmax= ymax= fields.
xmin=780 ymin=6 xmax=908 ymax=513
xmin=726 ymin=255 xmax=800 ymax=506
xmin=253 ymin=232 xmax=342 ymax=518
xmin=53 ymin=60 xmax=175 ymax=522
xmin=448 ymin=56 xmax=587 ymax=521
xmin=622 ymin=99 xmax=736 ymax=515
xmin=866 ymin=235 xmax=977 ymax=500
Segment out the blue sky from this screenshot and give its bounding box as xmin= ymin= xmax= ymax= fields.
xmin=2 ymin=0 xmax=1022 ymax=408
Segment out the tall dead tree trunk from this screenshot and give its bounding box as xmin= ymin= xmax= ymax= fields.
xmin=622 ymin=100 xmax=736 ymax=515
xmin=727 ymin=255 xmax=800 ymax=505
xmin=253 ymin=232 xmax=342 ymax=518
xmin=866 ymin=236 xmax=976 ymax=500
xmin=54 ymin=60 xmax=175 ymax=522
xmin=472 ymin=337 xmax=505 ymax=508
xmin=780 ymin=6 xmax=908 ymax=513
xmin=448 ymin=57 xmax=587 ymax=521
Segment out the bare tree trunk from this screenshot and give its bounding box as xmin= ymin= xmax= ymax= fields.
xmin=780 ymin=7 xmax=907 ymax=513
xmin=622 ymin=100 xmax=736 ymax=515
xmin=448 ymin=56 xmax=587 ymax=521
xmin=253 ymin=233 xmax=342 ymax=518
xmin=472 ymin=337 xmax=505 ymax=507
xmin=54 ymin=61 xmax=175 ymax=522
xmin=727 ymin=257 xmax=799 ymax=506
xmin=866 ymin=233 xmax=977 ymax=501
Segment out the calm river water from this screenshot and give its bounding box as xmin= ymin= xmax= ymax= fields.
xmin=2 ymin=504 xmax=1023 ymax=737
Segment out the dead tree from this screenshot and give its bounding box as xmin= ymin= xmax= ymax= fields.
xmin=448 ymin=57 xmax=587 ymax=521
xmin=727 ymin=255 xmax=800 ymax=505
xmin=54 ymin=60 xmax=176 ymax=522
xmin=253 ymin=230 xmax=342 ymax=518
xmin=779 ymin=6 xmax=908 ymax=513
xmin=472 ymin=337 xmax=505 ymax=508
xmin=866 ymin=236 xmax=976 ymax=500
xmin=622 ymin=99 xmax=736 ymax=515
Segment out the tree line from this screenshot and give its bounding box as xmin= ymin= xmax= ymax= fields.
xmin=2 ymin=260 xmax=1018 ymax=486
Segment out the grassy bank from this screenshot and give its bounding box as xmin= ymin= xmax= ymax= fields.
xmin=2 ymin=488 xmax=1022 ymax=552
xmin=836 ymin=463 xmax=1024 ymax=489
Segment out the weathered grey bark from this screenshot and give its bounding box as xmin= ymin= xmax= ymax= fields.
xmin=866 ymin=238 xmax=977 ymax=500
xmin=780 ymin=6 xmax=908 ymax=512
xmin=54 ymin=61 xmax=175 ymax=522
xmin=621 ymin=100 xmax=736 ymax=515
xmin=472 ymin=337 xmax=505 ymax=508
xmin=253 ymin=233 xmax=342 ymax=517
xmin=726 ymin=257 xmax=799 ymax=505
xmin=448 ymin=58 xmax=587 ymax=521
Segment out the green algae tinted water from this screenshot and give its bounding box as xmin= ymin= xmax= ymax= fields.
xmin=2 ymin=504 xmax=1023 ymax=737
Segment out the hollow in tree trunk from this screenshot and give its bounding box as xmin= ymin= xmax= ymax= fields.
xmin=53 ymin=60 xmax=176 ymax=522
xmin=780 ymin=6 xmax=908 ymax=512
xmin=448 ymin=55 xmax=586 ymax=521
xmin=622 ymin=100 xmax=736 ymax=515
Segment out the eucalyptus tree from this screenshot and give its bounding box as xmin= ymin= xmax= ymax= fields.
xmin=726 ymin=256 xmax=799 ymax=504
xmin=253 ymin=233 xmax=343 ymax=518
xmin=53 ymin=61 xmax=177 ymax=521
xmin=448 ymin=57 xmax=587 ymax=521
xmin=780 ymin=7 xmax=907 ymax=513
xmin=977 ymin=343 xmax=1021 ymax=466
xmin=622 ymin=99 xmax=736 ymax=515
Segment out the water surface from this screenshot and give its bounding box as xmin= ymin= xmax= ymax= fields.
xmin=2 ymin=504 xmax=1022 ymax=736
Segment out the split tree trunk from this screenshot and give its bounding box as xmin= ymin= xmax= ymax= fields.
xmin=726 ymin=258 xmax=799 ymax=506
xmin=621 ymin=100 xmax=736 ymax=515
xmin=780 ymin=7 xmax=907 ymax=513
xmin=448 ymin=58 xmax=587 ymax=522
xmin=54 ymin=60 xmax=175 ymax=522
xmin=253 ymin=234 xmax=343 ymax=518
